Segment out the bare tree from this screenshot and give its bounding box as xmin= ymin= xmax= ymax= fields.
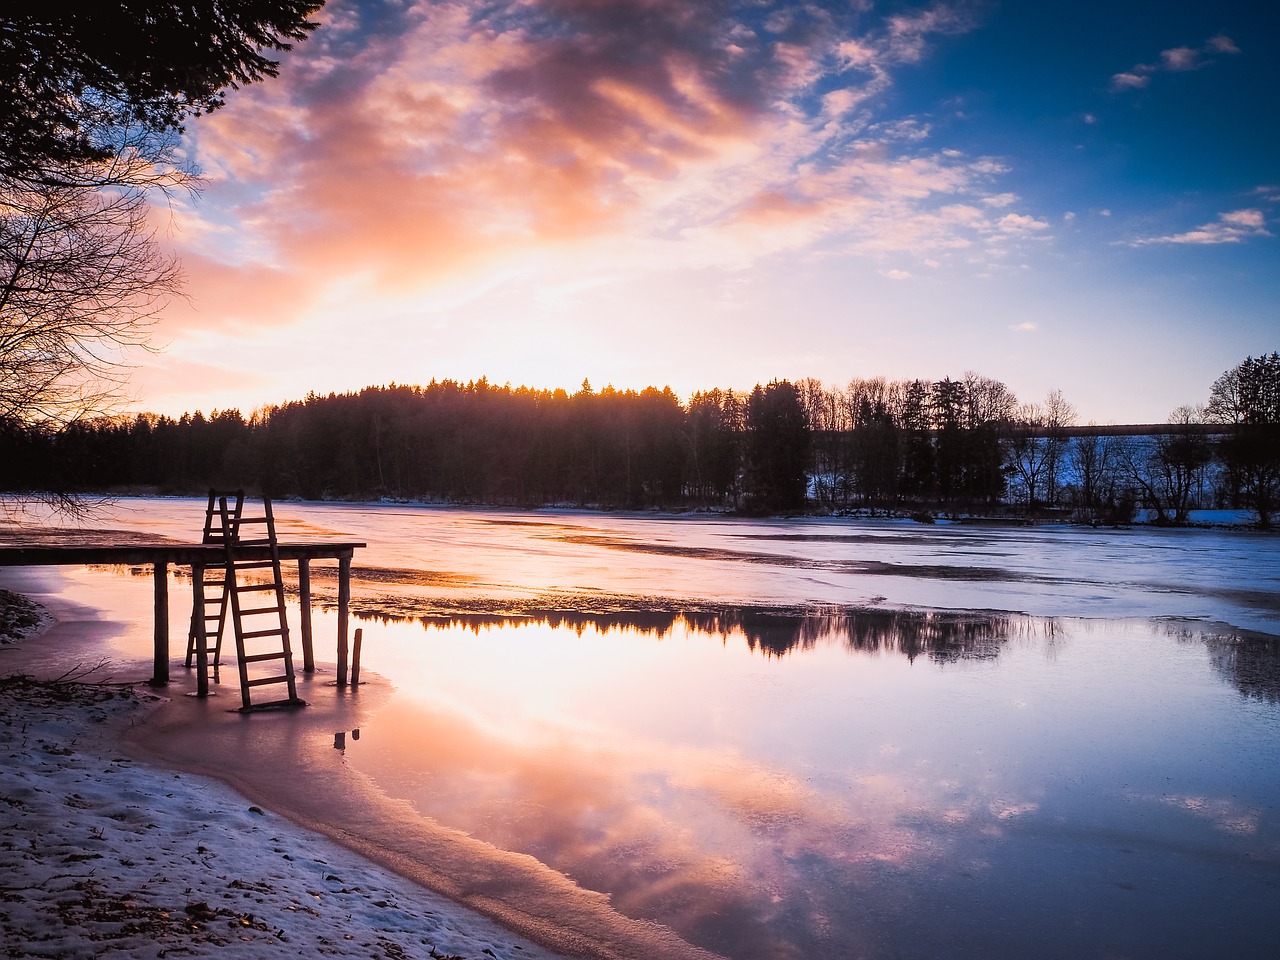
xmin=961 ymin=371 xmax=1016 ymax=428
xmin=1005 ymin=402 xmax=1050 ymax=509
xmin=1069 ymin=430 xmax=1130 ymax=523
xmin=1 ymin=144 xmax=183 ymax=425
xmin=1041 ymin=388 xmax=1076 ymax=506
xmin=1004 ymin=390 xmax=1074 ymax=511
xmin=1 ymin=4 xmax=323 ymax=431
xmin=1117 ymin=406 xmax=1214 ymax=525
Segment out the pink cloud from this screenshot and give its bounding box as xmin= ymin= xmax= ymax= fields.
xmin=1109 ymin=71 xmax=1149 ymax=92
xmin=1111 ymin=34 xmax=1240 ymax=93
xmin=163 ymin=0 xmax=1025 ymax=337
xmin=1159 ymin=46 xmax=1200 ymax=71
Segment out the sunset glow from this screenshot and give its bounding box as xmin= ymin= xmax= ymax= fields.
xmin=138 ymin=0 xmax=1279 ymax=422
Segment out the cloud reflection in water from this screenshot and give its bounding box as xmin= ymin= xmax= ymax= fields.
xmin=340 ymin=607 xmax=1280 ymax=960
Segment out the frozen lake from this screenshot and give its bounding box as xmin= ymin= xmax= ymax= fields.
xmin=4 ymin=498 xmax=1279 ymax=959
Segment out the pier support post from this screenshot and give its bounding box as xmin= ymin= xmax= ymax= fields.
xmin=192 ymin=562 xmax=209 ymax=697
xmin=298 ymin=558 xmax=314 ymax=672
xmin=351 ymin=627 xmax=363 ymax=686
xmin=337 ymin=553 xmax=351 ymax=686
xmin=151 ymin=562 xmax=169 ymax=686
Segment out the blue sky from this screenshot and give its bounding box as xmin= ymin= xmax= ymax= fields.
xmin=137 ymin=0 xmax=1278 ymax=423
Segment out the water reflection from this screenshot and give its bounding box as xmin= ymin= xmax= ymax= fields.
xmin=10 ymin=500 xmax=1280 ymax=960
xmin=1204 ymin=631 xmax=1280 ymax=704
xmin=362 ymin=605 xmax=1033 ymax=663
xmin=342 ymin=610 xmax=1280 ymax=960
xmin=333 ymin=728 xmax=361 ymax=752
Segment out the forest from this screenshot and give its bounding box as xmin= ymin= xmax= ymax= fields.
xmin=1 ymin=355 xmax=1277 ymax=526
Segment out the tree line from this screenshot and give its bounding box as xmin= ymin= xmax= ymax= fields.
xmin=2 ymin=355 xmax=1276 ymax=526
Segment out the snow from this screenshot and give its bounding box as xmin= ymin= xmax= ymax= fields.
xmin=0 ymin=662 xmax=570 ymax=960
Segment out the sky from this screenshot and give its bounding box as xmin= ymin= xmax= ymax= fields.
xmin=134 ymin=0 xmax=1279 ymax=424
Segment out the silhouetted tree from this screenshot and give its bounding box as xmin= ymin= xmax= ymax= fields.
xmin=745 ymin=380 xmax=810 ymax=512
xmin=1 ymin=3 xmax=323 ymax=181
xmin=685 ymin=389 xmax=742 ymax=508
xmin=899 ymin=379 xmax=934 ymax=500
xmin=1208 ymin=352 xmax=1280 ymax=528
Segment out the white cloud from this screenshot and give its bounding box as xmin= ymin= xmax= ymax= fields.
xmin=1110 ymin=71 xmax=1149 ymax=92
xmin=1129 ymin=209 xmax=1271 ymax=246
xmin=996 ymin=213 xmax=1050 ymax=235
xmin=981 ymin=192 xmax=1017 ymax=208
xmin=883 ymin=268 xmax=912 ymax=280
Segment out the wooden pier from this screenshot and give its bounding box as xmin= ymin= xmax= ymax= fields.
xmin=0 ymin=540 xmax=365 ymax=694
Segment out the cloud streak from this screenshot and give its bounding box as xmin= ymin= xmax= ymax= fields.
xmin=1110 ymin=34 xmax=1240 ymax=92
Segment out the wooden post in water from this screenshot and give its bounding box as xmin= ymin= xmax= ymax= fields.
xmin=350 ymin=627 xmax=363 ymax=686
xmin=152 ymin=562 xmax=169 ymax=686
xmin=336 ymin=553 xmax=351 ymax=686
xmin=298 ymin=558 xmax=314 ymax=672
xmin=192 ymin=562 xmax=209 ymax=697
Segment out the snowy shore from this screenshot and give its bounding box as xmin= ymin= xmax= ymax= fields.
xmin=0 ymin=589 xmax=573 ymax=960
xmin=0 ymin=673 xmax=572 ymax=960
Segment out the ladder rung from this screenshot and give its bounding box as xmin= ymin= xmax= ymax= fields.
xmin=203 ymin=613 xmax=223 ymax=622
xmin=242 ymin=652 xmax=287 ymax=663
xmin=237 ymin=517 xmax=270 ymax=524
xmin=245 ymin=675 xmax=292 ymax=687
xmin=232 ymin=539 xmax=275 ymax=548
xmin=241 ymin=628 xmax=285 ymax=639
xmin=239 ymin=606 xmax=281 ymax=616
xmin=235 ymin=583 xmax=277 ymax=593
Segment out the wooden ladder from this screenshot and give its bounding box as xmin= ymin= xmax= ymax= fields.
xmin=185 ymin=491 xmax=233 ymax=682
xmin=215 ymin=491 xmax=305 ymax=711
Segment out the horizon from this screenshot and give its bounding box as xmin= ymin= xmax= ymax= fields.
xmin=116 ymin=372 xmax=1236 ymax=429
xmin=128 ymin=0 xmax=1277 ymax=425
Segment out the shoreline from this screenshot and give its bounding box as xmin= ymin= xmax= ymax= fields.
xmin=0 ymin=573 xmax=722 ymax=960
xmin=0 ymin=583 xmax=578 ymax=960
xmin=0 ymin=672 xmax=574 ymax=960
xmin=16 ymin=490 xmax=1271 ymax=532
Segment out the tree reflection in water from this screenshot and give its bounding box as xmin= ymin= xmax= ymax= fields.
xmin=364 ymin=604 xmax=1041 ymax=662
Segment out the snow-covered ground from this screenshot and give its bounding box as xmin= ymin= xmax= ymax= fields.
xmin=0 ymin=671 xmax=572 ymax=960
xmin=0 ymin=581 xmax=574 ymax=960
